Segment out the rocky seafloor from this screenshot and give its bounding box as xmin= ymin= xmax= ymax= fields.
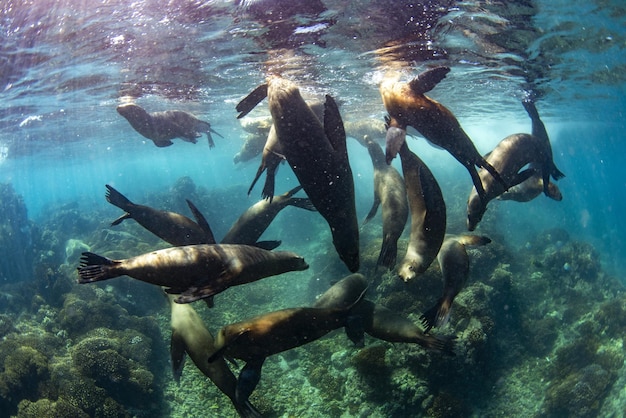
xmin=0 ymin=178 xmax=624 ymax=418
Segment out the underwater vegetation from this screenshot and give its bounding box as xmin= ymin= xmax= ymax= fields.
xmin=0 ymin=179 xmax=624 ymax=417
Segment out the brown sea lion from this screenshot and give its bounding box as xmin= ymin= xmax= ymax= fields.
xmin=245 ymin=101 xmax=324 ymax=202
xmin=380 ymin=66 xmax=506 ymax=199
xmin=313 ymin=273 xmax=455 ymax=354
xmin=467 ymin=133 xmax=557 ymax=231
xmin=117 ymin=103 xmax=223 ymax=148
xmin=237 ymin=77 xmax=359 ymax=272
xmin=208 ymin=289 xmax=365 ymax=404
xmin=77 ymin=244 xmax=308 ymax=303
xmin=168 ymin=294 xmax=262 ymax=418
xmin=361 ymin=136 xmax=408 ymax=269
xmin=221 ymin=185 xmax=316 ymax=247
xmin=397 ymin=141 xmax=446 ymax=282
xmin=234 ymin=133 xmax=267 ymax=164
xmin=105 ymin=184 xmax=215 ymax=246
xmin=420 ymin=234 xmax=491 ymax=332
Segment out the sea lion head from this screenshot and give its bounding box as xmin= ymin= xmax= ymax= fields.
xmin=398 ymin=260 xmax=418 ymax=282
xmin=466 ymin=194 xmax=486 ymax=231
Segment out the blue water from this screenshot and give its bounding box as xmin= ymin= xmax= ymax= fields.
xmin=1 ymin=1 xmax=625 ymax=417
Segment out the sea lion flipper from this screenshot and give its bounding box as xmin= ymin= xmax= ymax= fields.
xmin=363 ymin=198 xmax=381 ymax=225
xmin=206 ymin=132 xmax=215 ymax=148
xmin=77 ymin=252 xmax=119 ymax=284
xmin=385 ymin=126 xmax=406 ymax=164
xmin=236 ymin=84 xmax=269 ymax=119
xmin=209 ymin=127 xmax=224 ymax=138
xmin=511 ymin=168 xmax=537 ymax=189
xmin=287 ymin=198 xmax=317 ymax=212
xmin=110 ymin=213 xmax=131 ymax=226
xmin=185 ymin=199 xmax=217 ymax=244
xmin=253 ymin=240 xmax=281 ymax=251
xmin=105 ymin=184 xmax=133 ymax=210
xmin=235 ymin=358 xmax=265 ymax=405
xmin=170 ymin=331 xmax=187 ymax=383
xmin=377 ymin=237 xmax=398 ymax=269
xmin=323 ymin=94 xmax=347 ymax=156
xmin=408 ymin=66 xmax=450 ymax=95
xmin=283 ymin=185 xmax=303 ymax=198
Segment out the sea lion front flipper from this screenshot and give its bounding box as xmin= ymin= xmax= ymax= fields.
xmin=186 ymin=199 xmax=216 ymax=244
xmin=236 ymin=84 xmax=269 ymax=119
xmin=209 ymin=127 xmax=224 ymax=138
xmin=236 ymin=358 xmax=266 ymax=405
xmin=363 ymin=197 xmax=381 ymax=225
xmin=408 ymin=66 xmax=450 ymax=95
xmin=378 ymin=237 xmax=398 ymax=270
xmin=253 ymin=240 xmax=281 ymax=251
xmin=170 ymin=330 xmax=187 ymax=383
xmin=287 ymin=198 xmax=317 ymax=212
xmin=323 ymin=94 xmax=347 ymax=156
xmin=510 ymin=168 xmax=537 ymax=190
xmin=110 ymin=213 xmax=131 ymax=226
xmin=385 ymin=126 xmax=407 ymax=165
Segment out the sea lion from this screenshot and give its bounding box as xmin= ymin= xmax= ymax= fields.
xmin=497 ymin=170 xmax=562 ymax=202
xmin=208 ymin=289 xmax=365 ymax=404
xmin=234 ymin=133 xmax=267 ymax=164
xmin=237 ymin=77 xmax=359 ymax=272
xmin=397 ymin=141 xmax=446 ymax=282
xmin=380 ymin=66 xmax=506 ymax=199
xmin=77 ymin=244 xmax=308 ymax=303
xmin=117 ymin=103 xmax=223 ymax=148
xmin=313 ymin=273 xmax=455 ymax=354
xmin=420 ymin=234 xmax=491 ymax=332
xmin=361 ymin=136 xmax=408 ymax=269
xmin=244 ymin=101 xmax=324 ymax=202
xmin=168 ymin=294 xmax=262 ymax=418
xmin=466 ymin=133 xmax=557 ymax=231
xmin=221 ymin=185 xmax=316 ymax=247
xmin=105 ymin=184 xmax=216 ymax=246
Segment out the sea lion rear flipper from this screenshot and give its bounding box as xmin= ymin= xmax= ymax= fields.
xmin=105 ymin=184 xmax=133 ymax=210
xmin=208 ymin=330 xmax=250 ymax=364
xmin=408 ymin=66 xmax=450 ymax=95
xmin=345 ymin=315 xmax=365 ymax=347
xmin=323 ymin=94 xmax=347 ymax=156
xmin=206 ymin=132 xmax=215 ymax=148
xmin=385 ymin=126 xmax=406 ymax=164
xmin=110 ymin=213 xmax=131 ymax=226
xmin=377 ymin=237 xmax=398 ymax=270
xmin=247 ymin=162 xmax=268 ymax=196
xmin=282 ymin=184 xmax=303 ymax=198
xmin=186 ymin=199 xmax=217 ymax=244
xmin=236 ymin=358 xmax=265 ymax=405
xmin=236 ymin=84 xmax=269 ymax=119
xmin=170 ymin=331 xmax=187 ymax=383
xmin=77 ymin=252 xmax=120 ymax=284
xmin=209 ymin=127 xmax=224 ymax=138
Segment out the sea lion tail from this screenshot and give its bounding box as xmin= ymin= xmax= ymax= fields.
xmin=105 ymin=184 xmax=133 ymax=211
xmin=236 ymin=84 xmax=269 ymax=119
xmin=77 ymin=252 xmax=120 ymax=283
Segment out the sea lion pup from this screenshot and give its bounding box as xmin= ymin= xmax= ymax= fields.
xmin=420 ymin=234 xmax=491 ymax=332
xmin=379 ymin=66 xmax=506 ymax=199
xmin=105 ymin=184 xmax=216 ymax=246
xmin=221 ymin=185 xmax=316 ymax=247
xmin=237 ymin=77 xmax=359 ymax=272
xmin=77 ymin=244 xmax=308 ymax=303
xmin=116 ymin=103 xmax=223 ymax=148
xmin=466 ymin=132 xmax=558 ymax=231
xmin=244 ymin=101 xmax=324 ymax=202
xmin=360 ymin=136 xmax=408 ymax=269
xmin=397 ymin=141 xmax=446 ymax=282
xmin=313 ymin=274 xmax=455 ymax=355
xmin=167 ymin=294 xmax=262 ymax=418
xmin=207 ymin=289 xmax=366 ymax=405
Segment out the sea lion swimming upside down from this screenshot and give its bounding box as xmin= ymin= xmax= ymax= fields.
xmin=117 ymin=103 xmax=223 ymax=148
xmin=236 ymin=76 xmax=359 ymax=272
xmin=380 ymin=66 xmax=507 ymax=200
xmin=77 ymin=244 xmax=308 ymax=303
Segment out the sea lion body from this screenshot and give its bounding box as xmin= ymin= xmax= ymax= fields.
xmin=237 ymin=77 xmax=359 ymax=272
xmin=117 ymin=103 xmax=222 ymax=148
xmin=467 ymin=133 xmax=554 ymax=230
xmin=421 ymin=234 xmax=490 ymax=331
xmin=380 ymin=67 xmax=506 ymax=198
xmin=221 ymin=185 xmax=316 ymax=246
xmin=362 ymin=137 xmax=408 ymax=269
xmin=105 ymin=184 xmax=215 ymax=246
xmin=313 ymin=274 xmax=455 ymax=354
xmin=397 ymin=142 xmax=446 ymax=282
xmin=498 ymin=171 xmax=562 ymax=202
xmin=77 ymin=244 xmax=308 ymax=303
xmin=168 ymin=295 xmax=261 ymax=417
xmin=234 ymin=133 xmax=267 ymax=164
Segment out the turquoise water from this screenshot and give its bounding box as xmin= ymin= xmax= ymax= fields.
xmin=0 ymin=1 xmax=625 ymax=417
